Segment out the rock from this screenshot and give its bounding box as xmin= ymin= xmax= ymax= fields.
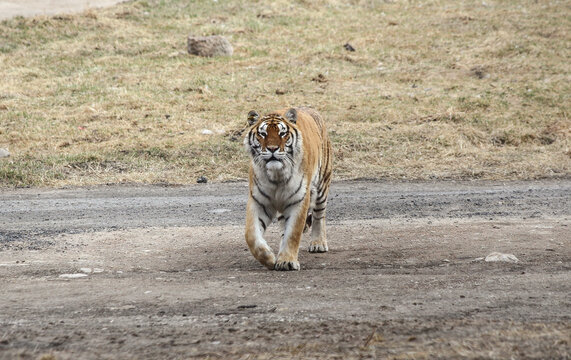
xmin=197 ymin=176 xmax=208 ymax=184
xmin=343 ymin=43 xmax=355 ymax=52
xmin=237 ymin=304 xmax=257 ymax=309
xmin=311 ymin=73 xmax=327 ymax=83
xmin=209 ymin=208 xmax=231 ymax=214
xmin=484 ymin=252 xmax=519 ymax=263
xmin=470 ymin=66 xmax=490 ymax=79
xmin=59 ymin=273 xmax=88 ymax=279
xmin=80 ymin=267 xmax=104 ymax=274
xmin=0 ymin=148 xmax=10 ymax=158
xmin=201 ymin=129 xmax=214 ymax=135
xmin=187 ymin=35 xmax=233 ymax=57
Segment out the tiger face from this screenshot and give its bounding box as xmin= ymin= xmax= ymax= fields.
xmin=245 ymin=109 xmax=300 ymax=177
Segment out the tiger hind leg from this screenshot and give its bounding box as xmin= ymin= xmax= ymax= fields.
xmin=303 ymin=213 xmax=312 ymax=233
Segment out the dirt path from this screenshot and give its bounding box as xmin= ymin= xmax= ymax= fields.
xmin=0 ymin=0 xmax=125 ymax=20
xmin=0 ymin=180 xmax=570 ymax=359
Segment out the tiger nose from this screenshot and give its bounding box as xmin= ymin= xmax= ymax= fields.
xmin=267 ymin=145 xmax=279 ymax=153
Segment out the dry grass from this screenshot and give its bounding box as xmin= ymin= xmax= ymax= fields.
xmin=0 ymin=0 xmax=569 ymax=187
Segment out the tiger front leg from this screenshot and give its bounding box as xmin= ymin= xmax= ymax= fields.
xmin=308 ymin=198 xmax=328 ymax=253
xmin=275 ymin=195 xmax=311 ymax=271
xmin=245 ymin=196 xmax=276 ymax=270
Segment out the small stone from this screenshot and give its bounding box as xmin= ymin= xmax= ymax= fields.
xmin=0 ymin=148 xmax=10 ymax=158
xmin=197 ymin=176 xmax=208 ymax=184
xmin=237 ymin=305 xmax=257 ymax=309
xmin=485 ymin=252 xmax=519 ymax=263
xmin=201 ymin=129 xmax=214 ymax=135
xmin=187 ymin=35 xmax=233 ymax=57
xmin=470 ymin=66 xmax=489 ymax=79
xmin=209 ymin=208 xmax=231 ymax=214
xmin=311 ymin=73 xmax=327 ymax=83
xmin=343 ymin=43 xmax=356 ymax=52
xmin=59 ymin=273 xmax=88 ymax=279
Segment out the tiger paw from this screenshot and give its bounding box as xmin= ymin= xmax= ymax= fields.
xmin=254 ymin=246 xmax=276 ymax=270
xmin=274 ymin=260 xmax=300 ymax=271
xmin=262 ymin=254 xmax=276 ymax=270
xmin=308 ymin=242 xmax=328 ymax=253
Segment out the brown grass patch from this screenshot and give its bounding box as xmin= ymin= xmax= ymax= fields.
xmin=0 ymin=0 xmax=569 ymax=187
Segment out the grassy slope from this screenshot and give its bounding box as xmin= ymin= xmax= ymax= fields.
xmin=0 ymin=0 xmax=569 ymax=187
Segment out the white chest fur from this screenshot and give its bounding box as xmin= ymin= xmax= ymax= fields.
xmin=253 ymin=165 xmax=306 ymax=213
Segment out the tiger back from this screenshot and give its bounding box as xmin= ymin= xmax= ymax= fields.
xmin=244 ymin=107 xmax=332 ymax=271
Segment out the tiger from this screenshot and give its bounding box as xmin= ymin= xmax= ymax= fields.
xmin=244 ymin=107 xmax=333 ymax=271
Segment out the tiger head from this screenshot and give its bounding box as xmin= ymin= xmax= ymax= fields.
xmin=244 ymin=108 xmax=301 ymax=179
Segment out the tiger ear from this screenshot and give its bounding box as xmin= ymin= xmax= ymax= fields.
xmin=285 ymin=108 xmax=297 ymax=124
xmin=247 ymin=110 xmax=260 ymax=125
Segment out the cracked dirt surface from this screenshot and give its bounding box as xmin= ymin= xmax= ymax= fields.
xmin=0 ymin=180 xmax=570 ymax=359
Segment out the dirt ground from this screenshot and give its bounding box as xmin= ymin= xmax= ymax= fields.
xmin=0 ymin=180 xmax=570 ymax=359
xmin=0 ymin=0 xmax=124 ymax=20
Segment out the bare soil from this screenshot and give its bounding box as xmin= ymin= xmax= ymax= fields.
xmin=0 ymin=180 xmax=570 ymax=359
xmin=0 ymin=0 xmax=124 ymax=20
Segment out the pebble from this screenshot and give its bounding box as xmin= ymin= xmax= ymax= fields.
xmin=209 ymin=208 xmax=231 ymax=214
xmin=343 ymin=43 xmax=356 ymax=52
xmin=59 ymin=273 xmax=88 ymax=279
xmin=0 ymin=148 xmax=10 ymax=158
xmin=484 ymin=252 xmax=519 ymax=263
xmin=80 ymin=268 xmax=104 ymax=274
